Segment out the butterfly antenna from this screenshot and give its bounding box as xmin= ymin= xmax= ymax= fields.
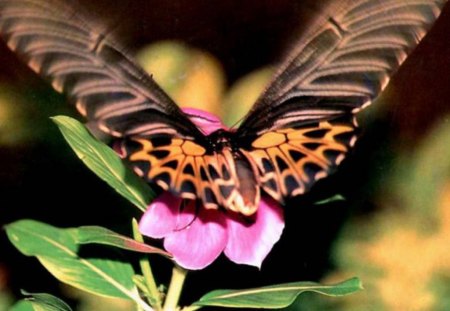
xmin=174 ymin=200 xmax=199 ymax=232
xmin=229 ymin=114 xmax=246 ymax=130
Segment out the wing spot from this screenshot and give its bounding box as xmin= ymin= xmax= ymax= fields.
xmin=181 ymin=180 xmax=196 ymax=194
xmin=163 ymin=160 xmax=178 ymax=170
xmin=182 ymin=140 xmax=206 ymax=156
xmin=151 ymin=137 xmax=172 ymax=148
xmin=303 ymin=142 xmax=322 ymax=151
xmin=172 ymin=139 xmax=184 ymax=146
xmin=182 ymin=164 xmax=195 ymax=176
xmin=151 ymin=150 xmax=170 ymax=159
xmin=334 ymin=132 xmax=356 ymax=146
xmin=275 ymin=156 xmax=289 ymax=171
xmin=200 ymin=166 xmax=209 ymax=181
xmin=284 ymin=175 xmax=299 ymax=194
xmin=303 ymin=162 xmax=324 ymax=182
xmin=154 ymin=172 xmax=171 ymax=188
xmin=252 ymin=132 xmax=286 ymax=148
xmin=219 ymin=185 xmax=234 ymax=199
xmin=124 ymin=140 xmax=143 ymax=154
xmin=288 ymin=149 xmax=306 ymax=162
xmin=315 ymin=171 xmax=328 ymax=181
xmin=303 ymin=129 xmax=330 ymax=139
xmin=221 ymin=164 xmax=230 ymax=180
xmin=132 ymin=167 xmax=144 ymax=177
xmin=335 ymin=153 xmax=346 ymax=165
xmin=261 ymin=158 xmax=275 ymax=173
xmin=204 ymin=187 xmax=217 ymax=204
xmin=292 ymin=187 xmax=305 ymax=196
xmin=323 ymin=149 xmax=343 ymax=165
xmin=208 ymin=164 xmax=220 ymax=180
xmin=263 ymin=178 xmax=278 ymax=193
xmin=131 ymin=160 xmax=151 ymax=175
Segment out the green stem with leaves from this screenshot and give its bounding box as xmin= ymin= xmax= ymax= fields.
xmin=132 ymin=219 xmax=162 ymax=310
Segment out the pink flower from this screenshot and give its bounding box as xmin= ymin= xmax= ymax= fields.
xmin=139 ymin=108 xmax=285 ymax=270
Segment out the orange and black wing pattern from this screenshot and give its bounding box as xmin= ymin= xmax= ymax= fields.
xmin=119 ymin=134 xmax=261 ymax=215
xmin=120 ymin=135 xmax=223 ymax=209
xmin=241 ymin=118 xmax=356 ymax=202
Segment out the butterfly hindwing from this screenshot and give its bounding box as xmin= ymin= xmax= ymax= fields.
xmin=121 ymin=136 xmax=255 ymax=212
xmin=241 ymin=117 xmax=357 ymax=201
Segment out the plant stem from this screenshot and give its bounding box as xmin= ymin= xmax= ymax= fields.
xmin=132 ymin=219 xmax=162 ymax=310
xmin=163 ymin=265 xmax=188 ymax=311
xmin=135 ymin=296 xmax=155 ymax=311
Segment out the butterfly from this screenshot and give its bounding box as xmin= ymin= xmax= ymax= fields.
xmin=0 ymin=0 xmax=446 ymax=215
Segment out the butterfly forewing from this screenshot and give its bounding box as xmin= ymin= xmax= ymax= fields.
xmin=0 ymin=0 xmax=203 ymax=139
xmin=237 ymin=0 xmax=447 ymax=137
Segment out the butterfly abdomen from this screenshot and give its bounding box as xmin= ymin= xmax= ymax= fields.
xmin=204 ymin=130 xmax=261 ymax=215
xmin=223 ymin=152 xmax=261 ymax=216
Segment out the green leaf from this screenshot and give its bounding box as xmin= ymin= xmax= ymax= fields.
xmin=5 ymin=220 xmax=146 ymax=304
xmin=72 ymin=226 xmax=172 ymax=258
xmin=193 ymin=277 xmax=362 ymax=309
xmin=314 ymin=194 xmax=345 ymax=206
xmin=52 ymin=115 xmax=154 ymax=212
xmin=9 ymin=300 xmax=34 ymax=311
xmin=20 ymin=292 xmax=72 ymax=311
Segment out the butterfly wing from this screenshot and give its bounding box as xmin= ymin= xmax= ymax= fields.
xmin=0 ymin=0 xmax=236 ymax=207
xmin=0 ymin=0 xmax=202 ymax=138
xmin=236 ymin=0 xmax=447 ymax=202
xmin=1 ymin=0 xmax=446 ymax=211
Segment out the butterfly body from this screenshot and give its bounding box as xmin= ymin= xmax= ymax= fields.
xmin=0 ymin=0 xmax=447 ymax=215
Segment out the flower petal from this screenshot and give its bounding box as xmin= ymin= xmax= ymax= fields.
xmin=182 ymin=107 xmax=227 ymax=134
xmin=164 ymin=201 xmax=228 ymax=270
xmin=139 ymin=192 xmax=193 ymax=238
xmin=224 ymin=196 xmax=284 ymax=268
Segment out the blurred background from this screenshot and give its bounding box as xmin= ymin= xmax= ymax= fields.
xmin=0 ymin=1 xmax=450 ymax=310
